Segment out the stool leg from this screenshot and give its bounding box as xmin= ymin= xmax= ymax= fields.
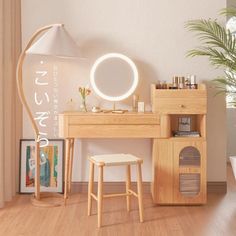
xmin=68 ymin=138 xmax=74 ymax=193
xmin=88 ymin=161 xmax=94 ymax=216
xmin=126 ymin=165 xmax=131 ymax=212
xmin=137 ymin=163 xmax=144 ymax=222
xmin=64 ymin=138 xmax=71 ymax=204
xmin=97 ymin=166 xmax=103 ymax=228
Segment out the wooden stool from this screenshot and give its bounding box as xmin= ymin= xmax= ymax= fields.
xmin=87 ymin=154 xmax=144 ymax=228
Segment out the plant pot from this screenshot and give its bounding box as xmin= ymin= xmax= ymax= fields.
xmin=230 ymin=156 xmax=236 ymax=180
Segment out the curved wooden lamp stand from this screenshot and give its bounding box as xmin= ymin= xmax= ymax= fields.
xmin=16 ymin=24 xmax=64 ymax=207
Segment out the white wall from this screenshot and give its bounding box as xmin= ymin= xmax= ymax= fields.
xmin=21 ymin=0 xmax=227 ymax=182
xmin=227 ymin=109 xmax=236 ymax=158
xmin=228 ymin=0 xmax=236 ymax=8
xmin=226 ymin=1 xmax=236 ymax=161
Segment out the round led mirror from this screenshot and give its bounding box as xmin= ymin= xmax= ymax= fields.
xmin=90 ymin=53 xmax=138 ymax=102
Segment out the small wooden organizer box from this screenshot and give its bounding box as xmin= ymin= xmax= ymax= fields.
xmin=151 ymin=84 xmax=207 ymax=205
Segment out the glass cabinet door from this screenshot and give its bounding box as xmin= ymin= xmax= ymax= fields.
xmin=179 ymin=146 xmax=200 ymax=167
xmin=179 ymin=146 xmax=201 ymax=196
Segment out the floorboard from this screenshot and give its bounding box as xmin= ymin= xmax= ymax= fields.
xmin=0 ymin=165 xmax=235 ymax=236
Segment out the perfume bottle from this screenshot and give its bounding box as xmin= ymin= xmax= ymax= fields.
xmin=178 ymin=77 xmax=185 ymax=89
xmin=132 ymin=94 xmax=139 ymax=112
xmin=190 ymin=75 xmax=198 ymax=89
xmin=185 ymin=75 xmax=191 ymax=89
xmin=172 ymin=76 xmax=178 ymax=88
xmin=161 ymin=81 xmax=168 ymax=89
xmin=169 ymin=76 xmax=178 ymax=89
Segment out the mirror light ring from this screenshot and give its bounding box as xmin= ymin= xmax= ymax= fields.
xmin=90 ymin=53 xmax=139 ymax=102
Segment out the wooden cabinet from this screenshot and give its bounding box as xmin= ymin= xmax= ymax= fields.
xmin=151 ymin=84 xmax=207 ymax=205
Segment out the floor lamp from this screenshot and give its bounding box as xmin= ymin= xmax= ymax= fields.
xmin=16 ymin=24 xmax=80 ymax=207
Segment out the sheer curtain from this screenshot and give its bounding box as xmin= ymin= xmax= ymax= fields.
xmin=0 ymin=0 xmax=22 ymax=208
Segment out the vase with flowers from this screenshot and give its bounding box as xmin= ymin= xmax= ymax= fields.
xmin=78 ymin=86 xmax=91 ymax=112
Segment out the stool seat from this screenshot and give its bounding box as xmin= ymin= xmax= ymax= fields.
xmin=89 ymin=154 xmax=143 ymax=166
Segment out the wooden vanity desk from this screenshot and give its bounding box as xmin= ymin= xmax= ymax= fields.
xmin=59 ymin=84 xmax=207 ymax=205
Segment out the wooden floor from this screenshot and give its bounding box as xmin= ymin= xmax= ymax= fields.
xmin=0 ymin=165 xmax=236 ymax=236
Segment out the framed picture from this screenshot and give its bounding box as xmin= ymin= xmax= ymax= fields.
xmin=20 ymin=139 xmax=64 ymax=193
xmin=178 ymin=117 xmax=191 ymax=132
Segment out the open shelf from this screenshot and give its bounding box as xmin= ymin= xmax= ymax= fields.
xmin=170 ymin=114 xmax=206 ymax=138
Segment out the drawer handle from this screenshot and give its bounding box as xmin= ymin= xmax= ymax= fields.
xmin=180 ymin=104 xmax=186 ymax=108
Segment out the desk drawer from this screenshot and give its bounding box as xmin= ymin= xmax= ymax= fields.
xmin=152 ymin=89 xmax=207 ymax=114
xmin=58 ymin=112 xmax=160 ymax=138
xmin=68 ymin=124 xmax=160 ymax=138
xmin=68 ymin=114 xmax=160 ymax=125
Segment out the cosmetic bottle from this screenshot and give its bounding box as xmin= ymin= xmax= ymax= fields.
xmin=185 ymin=75 xmax=191 ymax=89
xmin=132 ymin=94 xmax=139 ymax=112
xmin=161 ymin=81 xmax=168 ymax=89
xmin=178 ymin=77 xmax=185 ymax=89
xmin=169 ymin=76 xmax=178 ymax=89
xmin=190 ymin=75 xmax=198 ymax=89
xmin=156 ymin=81 xmax=162 ymax=89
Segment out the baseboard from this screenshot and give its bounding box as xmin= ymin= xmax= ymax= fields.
xmin=207 ymin=181 xmax=227 ymax=194
xmin=71 ymin=181 xmax=227 ymax=194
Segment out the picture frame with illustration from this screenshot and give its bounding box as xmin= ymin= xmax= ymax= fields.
xmin=19 ymin=139 xmax=64 ymax=193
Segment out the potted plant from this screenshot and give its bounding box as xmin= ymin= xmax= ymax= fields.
xmin=186 ymin=8 xmax=236 ymax=179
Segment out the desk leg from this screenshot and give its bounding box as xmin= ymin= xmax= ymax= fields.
xmin=88 ymin=161 xmax=94 ymax=216
xmin=64 ymin=138 xmax=71 ymax=204
xmin=68 ymin=138 xmax=74 ymax=193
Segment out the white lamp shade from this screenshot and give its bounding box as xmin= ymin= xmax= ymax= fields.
xmin=26 ymin=25 xmax=81 ymax=58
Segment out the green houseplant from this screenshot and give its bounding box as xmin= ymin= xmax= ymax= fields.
xmin=186 ymin=8 xmax=236 ymax=106
xmin=186 ymin=8 xmax=236 ymax=179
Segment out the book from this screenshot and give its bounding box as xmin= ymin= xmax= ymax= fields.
xmin=173 ymin=131 xmax=200 ymax=137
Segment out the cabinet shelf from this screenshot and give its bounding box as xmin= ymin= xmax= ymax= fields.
xmin=169 ymin=137 xmax=205 ymax=141
xmin=179 ymin=167 xmax=201 ymax=173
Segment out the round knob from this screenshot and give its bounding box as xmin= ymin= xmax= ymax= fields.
xmin=180 ymin=104 xmax=185 ymax=108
